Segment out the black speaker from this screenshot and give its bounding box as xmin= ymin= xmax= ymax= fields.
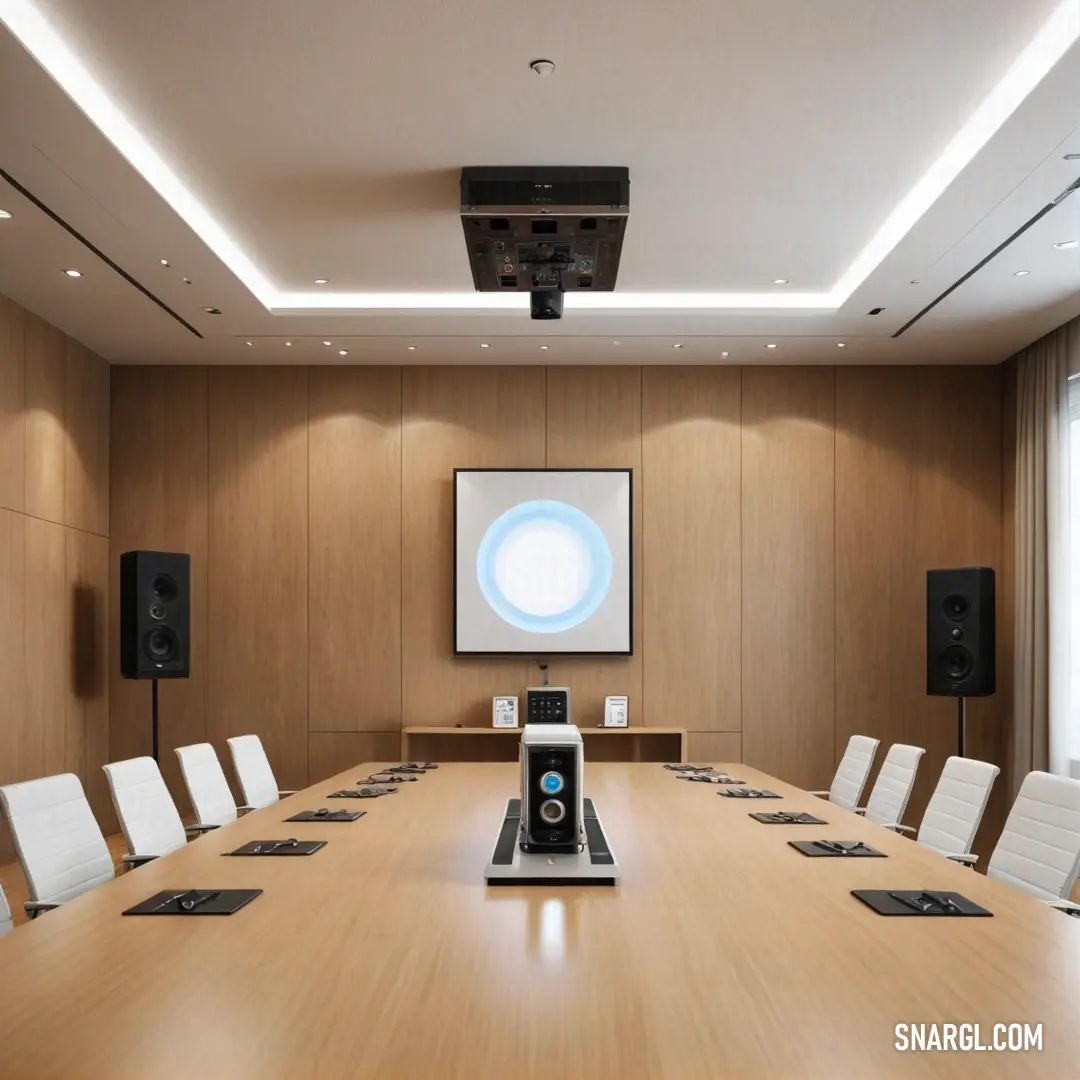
xmin=926 ymin=567 xmax=995 ymax=697
xmin=120 ymin=551 xmax=190 ymax=679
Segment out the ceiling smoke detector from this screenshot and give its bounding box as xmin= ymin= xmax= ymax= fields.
xmin=529 ymin=59 xmax=555 ymax=76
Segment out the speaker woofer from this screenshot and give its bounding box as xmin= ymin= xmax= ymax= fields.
xmin=539 ymin=799 xmax=566 ymax=824
xmin=143 ymin=626 xmax=179 ymax=663
xmin=942 ymin=593 xmax=970 ymax=622
xmin=940 ymin=644 xmax=974 ymax=681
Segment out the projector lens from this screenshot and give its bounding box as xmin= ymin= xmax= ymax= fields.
xmin=539 ymin=799 xmax=566 ymax=824
xmin=539 ymin=771 xmax=565 ymax=795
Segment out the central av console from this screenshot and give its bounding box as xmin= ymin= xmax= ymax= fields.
xmin=484 ymin=724 xmax=619 ymax=885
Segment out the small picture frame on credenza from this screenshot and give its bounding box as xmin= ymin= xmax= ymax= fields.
xmin=604 ymin=695 xmax=629 ymax=728
xmin=493 ymin=696 xmax=519 ymax=729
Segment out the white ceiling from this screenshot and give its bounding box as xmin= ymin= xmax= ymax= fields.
xmin=2 ymin=0 xmax=1080 ymax=363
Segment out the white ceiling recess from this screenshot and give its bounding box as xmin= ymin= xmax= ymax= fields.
xmin=1 ymin=0 xmax=1080 ymax=363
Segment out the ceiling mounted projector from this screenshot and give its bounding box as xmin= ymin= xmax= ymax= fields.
xmin=460 ymin=167 xmax=630 ymax=320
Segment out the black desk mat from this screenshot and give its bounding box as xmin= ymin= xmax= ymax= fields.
xmin=385 ymin=762 xmax=438 ymax=772
xmin=852 ymin=890 xmax=992 ymax=917
xmin=225 ymin=840 xmax=326 ymax=856
xmin=790 ymin=840 xmax=885 ymax=858
xmin=678 ymin=774 xmax=746 ymax=785
xmin=123 ymin=889 xmax=262 ymax=916
xmin=285 ymin=809 xmax=364 ymax=822
xmin=329 ymin=787 xmax=396 ymax=798
xmin=750 ymin=811 xmax=826 ymax=825
xmin=359 ymin=774 xmax=416 ymax=784
xmin=719 ymin=789 xmax=781 ymax=799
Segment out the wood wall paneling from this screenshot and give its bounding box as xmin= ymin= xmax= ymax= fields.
xmin=545 ymin=367 xmax=643 ymax=725
xmin=23 ymin=314 xmax=66 ymax=525
xmin=308 ymin=368 xmax=402 ymax=733
xmin=0 ymin=508 xmax=27 ymax=863
xmin=685 ymin=732 xmax=744 ymax=765
xmin=65 ymin=528 xmax=112 ymax=828
xmin=208 ymin=368 xmax=309 ymax=792
xmin=741 ymin=368 xmax=836 ymax=790
xmin=109 ymin=367 xmax=209 ymax=812
xmin=0 ymin=294 xmax=25 ymax=513
xmin=63 ymin=339 xmax=110 ymax=537
xmin=642 ymin=367 xmax=741 ymax=736
xmin=401 ymin=367 xmax=546 ymax=726
xmin=308 ymin=732 xmax=402 ymax=783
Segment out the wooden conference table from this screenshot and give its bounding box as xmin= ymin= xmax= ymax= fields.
xmin=0 ymin=762 xmax=1078 ymax=1079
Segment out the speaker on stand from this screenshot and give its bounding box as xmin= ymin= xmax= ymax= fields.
xmin=120 ymin=551 xmax=191 ymax=762
xmin=926 ymin=567 xmax=995 ymax=758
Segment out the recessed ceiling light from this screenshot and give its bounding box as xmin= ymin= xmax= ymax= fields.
xmin=837 ymin=342 xmax=847 ymax=348
xmin=407 ymin=345 xmax=417 ymax=351
xmin=910 ymin=279 xmax=920 ymax=284
xmin=285 ymin=341 xmax=292 ymax=347
xmin=182 ymin=276 xmax=191 ymax=284
xmin=772 ymin=279 xmax=789 ymax=285
xmin=529 ymin=58 xmax=555 ymax=76
xmin=160 ymin=259 xmax=170 ymax=266
xmin=1053 ymin=240 xmax=1079 ymax=249
xmin=203 ymin=306 xmax=221 ymax=314
xmin=721 ymin=351 xmax=729 ymax=357
xmin=62 ymin=268 xmax=82 ymax=277
xmin=314 ymin=278 xmax=328 ymax=285
xmin=1014 ymin=269 xmax=1031 ymax=276
xmin=0 ymin=209 xmax=12 ymax=219
xmin=480 ymin=343 xmax=490 ymax=348
xmin=765 ymin=343 xmax=778 ymax=349
xmin=613 ymin=340 xmax=620 ymax=345
xmin=322 ymin=340 xmax=332 ymax=346
xmin=673 ymin=343 xmax=683 ymax=348
xmin=245 ymin=341 xmax=253 ymax=347
xmin=338 ymin=349 xmax=348 ymax=356
xmin=540 ymin=345 xmax=549 ymax=350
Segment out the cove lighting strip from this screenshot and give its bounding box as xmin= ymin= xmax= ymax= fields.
xmin=2 ymin=0 xmax=1078 ymax=313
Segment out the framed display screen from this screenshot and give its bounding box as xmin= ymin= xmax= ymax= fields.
xmin=453 ymin=469 xmax=632 ymax=655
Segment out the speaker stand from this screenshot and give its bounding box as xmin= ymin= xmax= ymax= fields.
xmin=956 ymin=696 xmax=966 ymax=758
xmin=151 ymin=678 xmax=159 ymax=764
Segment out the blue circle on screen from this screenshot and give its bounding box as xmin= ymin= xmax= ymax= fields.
xmin=476 ymin=499 xmax=613 ymax=634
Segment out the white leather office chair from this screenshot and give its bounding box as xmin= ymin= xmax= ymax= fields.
xmin=175 ymin=743 xmax=253 ymax=827
xmin=0 ymin=773 xmax=116 ymax=917
xmin=899 ymin=755 xmax=1000 ymax=863
xmin=854 ymin=743 xmax=925 ymax=828
xmin=226 ymin=734 xmax=297 ymax=810
xmin=809 ymin=735 xmax=880 ymax=811
xmin=0 ymin=883 xmax=12 ymax=936
xmin=980 ymin=771 xmax=1080 ymax=916
xmin=104 ymin=756 xmax=216 ymax=863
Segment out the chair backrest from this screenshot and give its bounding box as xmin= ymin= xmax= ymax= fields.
xmin=0 ymin=883 xmax=12 ymax=936
xmin=862 ymin=743 xmax=925 ymax=826
xmin=175 ymin=743 xmax=238 ymax=827
xmin=987 ymin=771 xmax=1080 ymax=901
xmin=103 ymin=756 xmax=187 ymax=859
xmin=0 ymin=773 xmax=113 ymax=905
xmin=227 ymin=734 xmax=279 ymax=810
xmin=916 ymin=756 xmax=1000 ymax=857
xmin=828 ymin=735 xmax=880 ymax=810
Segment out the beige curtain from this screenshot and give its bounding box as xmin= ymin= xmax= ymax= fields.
xmin=1012 ymin=317 xmax=1079 ymax=794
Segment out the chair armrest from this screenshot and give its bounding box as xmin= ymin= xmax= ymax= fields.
xmin=853 ymin=807 xmax=868 ymax=815
xmin=883 ymin=823 xmax=916 ymax=834
xmin=121 ymin=854 xmax=159 ymax=869
xmin=946 ymin=853 xmax=979 ymax=866
xmin=184 ymin=823 xmax=219 ymax=834
xmin=1046 ymin=899 xmax=1080 ymax=917
xmin=237 ymin=805 xmax=255 ymax=816
xmin=807 ymin=791 xmax=829 ymax=798
xmin=25 ymin=901 xmax=62 ymax=917
xmin=278 ymin=790 xmax=298 ymax=797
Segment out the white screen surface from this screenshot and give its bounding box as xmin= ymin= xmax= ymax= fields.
xmin=454 ymin=470 xmax=632 ymax=654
